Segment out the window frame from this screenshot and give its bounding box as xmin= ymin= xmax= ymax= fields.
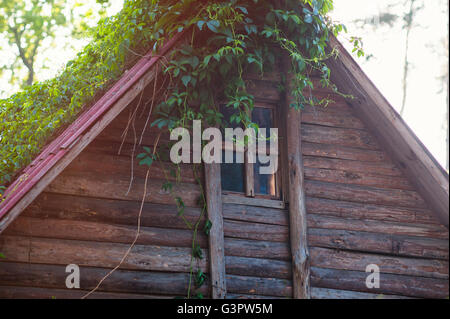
xmin=220 ymin=101 xmax=282 ymax=200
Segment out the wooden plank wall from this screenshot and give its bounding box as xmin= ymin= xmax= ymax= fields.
xmin=0 ymin=68 xmax=448 ymax=299
xmin=0 ymin=92 xmax=210 ymax=298
xmin=301 ymin=85 xmax=449 ymax=299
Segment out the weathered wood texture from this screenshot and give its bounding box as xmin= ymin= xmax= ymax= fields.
xmin=0 ymin=53 xmax=449 ymax=300
xmin=204 ymin=163 xmax=226 ymax=298
xmin=0 ymin=100 xmax=208 ymax=299
xmin=299 ymin=77 xmax=449 ymax=299
xmin=283 ymin=60 xmax=310 ymax=299
xmin=327 ymin=35 xmax=449 ymax=227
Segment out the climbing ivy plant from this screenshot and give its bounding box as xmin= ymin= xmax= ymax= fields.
xmin=0 ymin=0 xmax=363 ymax=298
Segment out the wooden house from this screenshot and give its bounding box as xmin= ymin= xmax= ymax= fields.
xmin=0 ymin=25 xmax=448 ymax=299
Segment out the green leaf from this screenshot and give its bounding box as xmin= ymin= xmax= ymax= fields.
xmin=143 ymin=146 xmax=151 ymax=153
xmin=195 ymin=269 xmax=207 ymax=288
xmin=139 ymin=156 xmax=153 ymax=167
xmin=162 ymin=181 xmax=173 ymax=192
xmin=206 ymin=20 xmax=220 ymax=33
xmin=175 ymin=196 xmax=185 ymax=216
xmin=197 ymin=20 xmax=205 ymax=30
xmin=236 ymin=6 xmax=248 ymax=14
xmin=193 ymin=244 xmax=203 ymax=259
xmin=203 ymin=220 xmax=212 ymax=236
xmin=0 ymin=252 xmax=5 ymax=259
xmin=181 ymin=75 xmax=191 ymax=87
xmin=305 ymin=14 xmax=313 ymax=24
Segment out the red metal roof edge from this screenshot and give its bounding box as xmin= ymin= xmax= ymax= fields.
xmin=0 ymin=31 xmax=184 ymax=222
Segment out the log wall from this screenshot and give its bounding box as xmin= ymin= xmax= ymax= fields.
xmin=0 ymin=69 xmax=448 ymax=299
xmin=301 ymin=85 xmax=449 ymax=299
xmin=0 ymin=92 xmax=210 ymax=299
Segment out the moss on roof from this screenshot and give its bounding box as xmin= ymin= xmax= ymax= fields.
xmin=0 ymin=0 xmax=176 ymax=187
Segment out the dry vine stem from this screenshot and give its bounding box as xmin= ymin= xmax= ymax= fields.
xmin=81 ymin=77 xmax=163 ymax=298
xmin=80 ymin=168 xmax=149 ymax=299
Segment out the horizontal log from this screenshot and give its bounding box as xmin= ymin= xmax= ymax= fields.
xmin=302 ymin=142 xmax=389 ymax=162
xmin=224 ymin=238 xmax=290 ymax=261
xmin=14 ymin=210 xmax=446 ymax=259
xmin=8 ymin=213 xmax=448 ymax=261
xmin=224 ymin=200 xmax=441 ymax=232
xmin=302 ymin=109 xmax=365 ymax=129
xmin=226 ymin=274 xmax=292 ymax=297
xmin=86 ymin=139 xmax=155 ymax=158
xmin=310 ymin=287 xmax=410 ymax=299
xmin=311 ymin=267 xmax=449 ymax=299
xmin=0 ymin=262 xmax=208 ymax=297
xmin=310 ymin=247 xmax=449 ymax=279
xmin=4 ymin=221 xmax=290 ymax=263
xmin=227 ymin=208 xmax=446 ymax=243
xmin=305 ymin=197 xmax=440 ymax=225
xmin=47 ymin=169 xmax=201 ymax=207
xmin=1 ymin=234 xmax=292 ymax=281
xmin=303 ymin=155 xmax=403 ymax=177
xmin=65 ymin=151 xmax=199 ymax=184
xmin=307 ymin=214 xmax=448 ymax=239
xmin=302 ymin=124 xmax=380 ymax=151
xmin=246 ymin=79 xmax=282 ymax=102
xmin=225 ymin=256 xmax=291 ymax=279
xmin=11 ymin=213 xmax=289 ymax=247
xmin=222 ymin=194 xmax=285 ymax=209
xmin=222 ymin=203 xmax=289 ymax=226
xmin=24 ymin=193 xmax=204 ymax=230
xmin=308 ymin=228 xmax=449 ymax=260
xmin=0 ymin=235 xmax=207 ymax=273
xmin=305 ymin=180 xmax=427 ymax=209
xmin=97 ymin=123 xmax=171 ymax=147
xmin=305 ymin=91 xmax=354 ymax=111
xmin=304 ymin=167 xmax=414 ymax=191
xmin=244 ymin=70 xmax=281 ymax=82
xmin=6 ymin=217 xmax=207 ymax=248
xmin=223 ymin=219 xmax=288 ymax=242
xmin=0 ymin=286 xmax=169 ymax=299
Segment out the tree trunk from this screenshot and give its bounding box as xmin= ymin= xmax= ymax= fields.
xmin=400 ymin=0 xmax=417 ymax=116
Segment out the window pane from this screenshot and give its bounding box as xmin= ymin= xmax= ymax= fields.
xmin=252 ymin=107 xmax=273 ymax=132
xmin=254 ymin=159 xmax=276 ymax=196
xmin=221 ymin=150 xmax=244 ymax=193
xmin=252 ymin=107 xmax=277 ymax=197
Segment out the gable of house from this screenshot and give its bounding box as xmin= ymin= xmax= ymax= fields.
xmin=0 ymin=36 xmax=448 ymax=298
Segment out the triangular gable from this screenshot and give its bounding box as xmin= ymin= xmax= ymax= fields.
xmin=0 ymin=31 xmax=448 ymax=233
xmin=326 ymin=35 xmax=449 ymax=228
xmin=0 ymin=31 xmax=185 ymax=233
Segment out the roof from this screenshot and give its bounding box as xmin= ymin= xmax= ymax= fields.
xmin=0 ymin=32 xmax=448 ymax=233
xmin=0 ymin=31 xmax=184 ymax=233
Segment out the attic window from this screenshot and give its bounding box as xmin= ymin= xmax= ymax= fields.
xmin=220 ymin=103 xmax=280 ymax=199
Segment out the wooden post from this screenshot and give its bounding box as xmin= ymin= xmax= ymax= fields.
xmin=283 ymin=56 xmax=311 ymax=299
xmin=204 ymin=162 xmax=226 ymax=299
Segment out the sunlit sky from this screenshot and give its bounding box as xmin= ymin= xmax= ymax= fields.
xmin=332 ymin=0 xmax=448 ymax=169
xmin=0 ymin=0 xmax=448 ymax=169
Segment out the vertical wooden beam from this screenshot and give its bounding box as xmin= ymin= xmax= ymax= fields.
xmin=283 ymin=56 xmax=311 ymax=299
xmin=244 ymin=161 xmax=255 ymax=197
xmin=245 ymin=107 xmax=255 ymax=197
xmin=204 ymin=162 xmax=226 ymax=299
